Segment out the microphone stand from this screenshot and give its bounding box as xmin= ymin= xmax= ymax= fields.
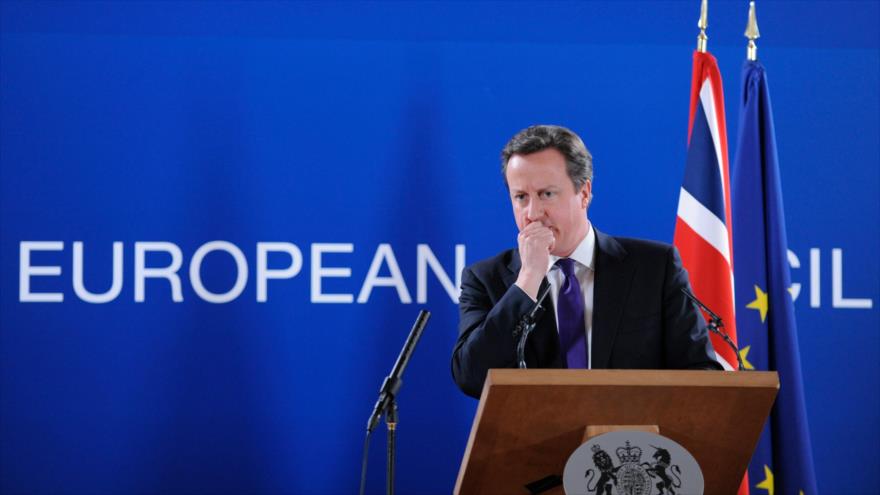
xmin=360 ymin=310 xmax=431 ymax=495
xmin=385 ymin=401 xmax=397 ymax=495
xmin=516 ymin=283 xmax=553 ymax=369
xmin=681 ymin=288 xmax=745 ymax=371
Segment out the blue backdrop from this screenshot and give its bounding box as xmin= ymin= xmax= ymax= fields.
xmin=1 ymin=1 xmax=877 ymax=493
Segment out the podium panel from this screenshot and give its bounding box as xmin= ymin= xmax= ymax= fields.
xmin=455 ymin=369 xmax=779 ymax=494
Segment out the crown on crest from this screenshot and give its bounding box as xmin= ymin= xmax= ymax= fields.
xmin=615 ymin=441 xmax=642 ymax=463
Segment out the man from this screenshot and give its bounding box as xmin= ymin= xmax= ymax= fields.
xmin=451 ymin=125 xmax=720 ymax=399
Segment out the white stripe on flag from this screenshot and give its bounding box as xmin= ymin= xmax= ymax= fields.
xmin=699 ymin=81 xmax=727 ymax=206
xmin=676 ymin=187 xmax=732 ymax=265
xmin=715 ymin=350 xmax=736 ymax=371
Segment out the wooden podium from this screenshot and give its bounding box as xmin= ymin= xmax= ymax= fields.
xmin=454 ymin=369 xmax=779 ymax=495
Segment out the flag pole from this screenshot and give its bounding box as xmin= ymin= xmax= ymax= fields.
xmin=745 ymin=1 xmax=760 ymax=61
xmin=696 ymin=0 xmax=709 ymax=52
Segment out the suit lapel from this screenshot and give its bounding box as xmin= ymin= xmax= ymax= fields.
xmin=591 ymin=229 xmax=635 ymax=368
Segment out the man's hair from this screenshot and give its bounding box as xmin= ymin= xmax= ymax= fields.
xmin=500 ymin=125 xmax=593 ymax=191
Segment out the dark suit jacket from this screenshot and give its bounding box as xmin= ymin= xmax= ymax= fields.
xmin=451 ymin=229 xmax=721 ymax=398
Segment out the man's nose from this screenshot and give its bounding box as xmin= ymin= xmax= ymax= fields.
xmin=526 ymin=198 xmax=544 ymax=221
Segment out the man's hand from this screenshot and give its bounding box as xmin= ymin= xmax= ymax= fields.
xmin=515 ymin=222 xmax=554 ymax=300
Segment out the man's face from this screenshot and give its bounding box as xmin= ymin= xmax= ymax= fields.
xmin=506 ymin=148 xmax=591 ymax=257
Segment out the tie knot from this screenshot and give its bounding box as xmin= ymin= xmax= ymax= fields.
xmin=555 ymin=258 xmax=577 ymax=277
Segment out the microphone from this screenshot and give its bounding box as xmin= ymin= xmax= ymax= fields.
xmin=516 ymin=267 xmax=557 ymax=369
xmin=366 ymin=310 xmax=431 ymax=433
xmin=680 ymin=288 xmax=745 ymax=371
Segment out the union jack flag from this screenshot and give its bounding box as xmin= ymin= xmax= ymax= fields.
xmin=673 ymin=51 xmax=749 ymax=495
xmin=673 ymin=49 xmax=749 ymax=495
xmin=674 ymin=50 xmax=739 ymax=371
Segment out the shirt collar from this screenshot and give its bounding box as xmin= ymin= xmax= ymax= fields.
xmin=548 ymin=224 xmax=596 ymax=272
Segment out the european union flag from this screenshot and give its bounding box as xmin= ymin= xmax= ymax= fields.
xmin=732 ymin=60 xmax=818 ymax=495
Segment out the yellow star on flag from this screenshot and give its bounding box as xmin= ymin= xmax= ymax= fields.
xmin=755 ymin=465 xmax=774 ymax=495
xmin=739 ymin=345 xmax=755 ymax=370
xmin=746 ymin=285 xmax=769 ymax=323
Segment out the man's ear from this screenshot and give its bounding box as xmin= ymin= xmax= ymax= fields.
xmin=580 ymin=180 xmax=592 ymax=208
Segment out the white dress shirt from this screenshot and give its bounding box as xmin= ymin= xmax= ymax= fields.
xmin=546 ymin=225 xmax=596 ymax=369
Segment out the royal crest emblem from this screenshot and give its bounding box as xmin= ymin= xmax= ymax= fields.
xmin=563 ymin=431 xmax=703 ymax=495
xmin=585 ymin=441 xmax=651 ymax=495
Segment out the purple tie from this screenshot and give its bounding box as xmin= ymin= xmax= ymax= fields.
xmin=556 ymin=258 xmax=588 ymax=368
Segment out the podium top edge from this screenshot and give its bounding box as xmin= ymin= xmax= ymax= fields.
xmin=485 ymin=369 xmax=779 ymax=389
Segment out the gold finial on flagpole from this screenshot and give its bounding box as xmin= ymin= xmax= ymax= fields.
xmin=697 ymin=0 xmax=709 ymax=52
xmin=745 ymin=1 xmax=761 ymax=61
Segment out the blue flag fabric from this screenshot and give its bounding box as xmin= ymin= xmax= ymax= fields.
xmin=732 ymin=60 xmax=818 ymax=495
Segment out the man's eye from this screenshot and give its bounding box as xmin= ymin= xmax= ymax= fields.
xmin=514 ymin=194 xmax=526 ymax=201
xmin=541 ymin=191 xmax=555 ymax=198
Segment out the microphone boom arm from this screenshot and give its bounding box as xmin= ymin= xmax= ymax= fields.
xmin=681 ymin=288 xmax=745 ymax=371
